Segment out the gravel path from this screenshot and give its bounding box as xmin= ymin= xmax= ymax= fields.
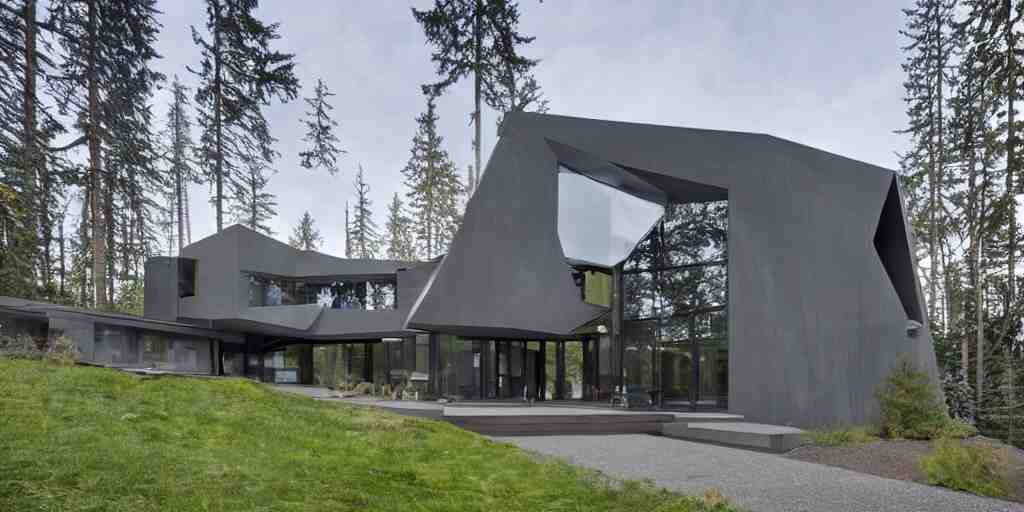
xmin=495 ymin=434 xmax=1024 ymax=512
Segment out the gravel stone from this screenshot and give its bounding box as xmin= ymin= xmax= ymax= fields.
xmin=494 ymin=434 xmax=1024 ymax=512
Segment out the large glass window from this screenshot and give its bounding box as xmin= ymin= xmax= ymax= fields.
xmin=438 ymin=336 xmax=477 ymax=399
xmin=246 ymin=273 xmax=397 ymax=310
xmin=621 ymin=200 xmax=729 ymax=410
xmin=557 ymin=166 xmax=664 ymax=267
xmin=141 ymin=332 xmax=168 ymax=363
xmin=94 ymin=325 xmax=137 ymax=365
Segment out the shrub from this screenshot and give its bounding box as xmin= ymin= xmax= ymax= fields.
xmin=938 ymin=418 xmax=979 ymax=439
xmin=0 ymin=333 xmax=77 ymax=365
xmin=351 ymin=381 xmax=374 ymax=395
xmin=920 ymin=438 xmax=1009 ymax=498
xmin=804 ymin=425 xmax=880 ymax=446
xmin=941 ymin=369 xmax=975 ymax=421
xmin=876 ymin=358 xmax=949 ymax=439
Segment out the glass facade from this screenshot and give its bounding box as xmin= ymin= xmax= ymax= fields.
xmin=235 ymin=194 xmax=728 ymax=410
xmin=247 ymin=273 xmax=396 ymax=310
xmin=622 ymin=200 xmax=729 ymax=410
xmin=92 ymin=324 xmax=213 ymax=373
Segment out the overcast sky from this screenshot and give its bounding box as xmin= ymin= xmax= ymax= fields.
xmin=144 ymin=0 xmax=913 ymax=257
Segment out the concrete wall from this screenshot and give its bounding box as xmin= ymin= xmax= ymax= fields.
xmin=170 ymin=224 xmax=421 ymax=340
xmin=144 ymin=257 xmax=179 ymax=321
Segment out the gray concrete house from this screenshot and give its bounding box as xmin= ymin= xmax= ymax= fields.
xmin=0 ymin=113 xmax=939 ymax=428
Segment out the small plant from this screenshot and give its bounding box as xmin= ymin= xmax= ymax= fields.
xmin=938 ymin=418 xmax=979 ymax=439
xmin=804 ymin=425 xmax=880 ymax=446
xmin=920 ymin=438 xmax=1009 ymax=498
xmin=876 ymin=358 xmax=950 ymax=439
xmin=702 ymin=487 xmax=731 ymax=508
xmin=351 ymin=381 xmax=374 ymax=395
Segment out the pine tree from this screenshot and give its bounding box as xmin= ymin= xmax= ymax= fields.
xmin=49 ymin=0 xmax=163 ymax=309
xmin=191 ymin=0 xmax=299 ymax=233
xmin=105 ymin=0 xmax=165 ymax=300
xmin=957 ymin=0 xmax=1024 ymax=440
xmin=288 ymin=211 xmax=322 ymax=251
xmin=0 ymin=0 xmax=69 ymax=301
xmin=900 ymin=0 xmax=957 ymax=332
xmin=299 ymin=78 xmax=344 ymax=175
xmin=230 ymin=157 xmax=277 ymax=235
xmin=350 ymin=164 xmax=380 ymax=259
xmin=165 ymin=77 xmax=198 ymax=254
xmin=0 ymin=4 xmax=38 ymax=300
xmin=402 ymin=95 xmax=464 ymax=259
xmin=384 ymin=193 xmax=416 ymax=261
xmin=412 ymin=0 xmax=541 ymax=189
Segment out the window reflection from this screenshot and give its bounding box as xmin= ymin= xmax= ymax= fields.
xmin=557 ymin=165 xmax=665 ymax=267
xmin=621 ymin=199 xmax=729 ymax=410
xmin=246 ymin=273 xmax=397 ymax=310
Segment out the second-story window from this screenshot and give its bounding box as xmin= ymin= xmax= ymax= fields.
xmin=246 ymin=273 xmax=397 ymax=310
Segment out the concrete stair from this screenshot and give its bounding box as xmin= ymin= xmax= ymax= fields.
xmin=661 ymin=421 xmax=805 ymax=452
xmin=443 ymin=406 xmax=678 ymax=435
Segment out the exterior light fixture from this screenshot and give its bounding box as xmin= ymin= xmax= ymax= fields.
xmin=381 ymin=337 xmax=403 ymax=343
xmin=596 ymin=324 xmax=608 ymax=334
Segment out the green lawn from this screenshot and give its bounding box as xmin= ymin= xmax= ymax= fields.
xmin=0 ymin=360 xmax=735 ymax=511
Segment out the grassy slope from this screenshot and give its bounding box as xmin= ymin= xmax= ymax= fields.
xmin=0 ymin=360 xmax=732 ymax=512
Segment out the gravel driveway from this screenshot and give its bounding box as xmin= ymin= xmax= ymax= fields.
xmin=495 ymin=434 xmax=1024 ymax=512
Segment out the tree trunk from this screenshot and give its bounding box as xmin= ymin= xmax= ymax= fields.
xmin=22 ymin=0 xmax=50 ymax=294
xmin=934 ymin=3 xmax=947 ymax=335
xmin=184 ymin=182 xmax=191 ymax=244
xmin=103 ymin=154 xmax=115 ymax=305
xmin=175 ymin=103 xmax=184 ymax=253
xmin=1003 ymin=0 xmax=1016 ymax=344
xmin=992 ymin=0 xmax=1018 ymax=407
xmin=58 ymin=211 xmax=65 ymax=299
xmin=473 ymin=0 xmax=482 ymax=189
xmin=86 ymin=0 xmax=106 ymax=308
xmin=976 ymin=237 xmax=985 ymax=417
xmin=213 ymin=0 xmax=225 ymax=232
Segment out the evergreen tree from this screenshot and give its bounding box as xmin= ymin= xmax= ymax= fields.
xmin=900 ymin=0 xmax=957 ymax=332
xmin=349 ymin=164 xmax=380 ymax=259
xmin=402 ymin=95 xmax=464 ymax=259
xmin=190 ymin=0 xmax=299 ymax=233
xmin=288 ymin=211 xmax=322 ymax=251
xmin=0 ymin=0 xmax=68 ymax=301
xmin=957 ymin=0 xmax=1024 ymax=440
xmin=384 ymin=193 xmax=416 ymax=261
xmin=299 ymin=78 xmax=344 ymax=175
xmin=412 ymin=0 xmax=542 ymax=189
xmin=49 ymin=0 xmax=163 ymax=308
xmin=105 ymin=0 xmax=165 ymax=297
xmin=165 ymin=77 xmax=198 ymax=254
xmin=230 ymin=157 xmax=277 ymax=235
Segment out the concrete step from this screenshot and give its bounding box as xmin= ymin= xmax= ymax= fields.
xmin=665 ymin=412 xmax=746 ymax=423
xmin=443 ymin=406 xmax=677 ymax=435
xmin=660 ymin=421 xmax=805 ymax=452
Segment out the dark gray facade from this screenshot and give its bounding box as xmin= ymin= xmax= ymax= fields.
xmin=4 ymin=112 xmax=936 ymax=429
xmin=406 ymin=112 xmax=939 ymax=427
xmin=0 ymin=295 xmax=239 ymax=374
xmin=144 ymin=224 xmax=430 ymax=342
